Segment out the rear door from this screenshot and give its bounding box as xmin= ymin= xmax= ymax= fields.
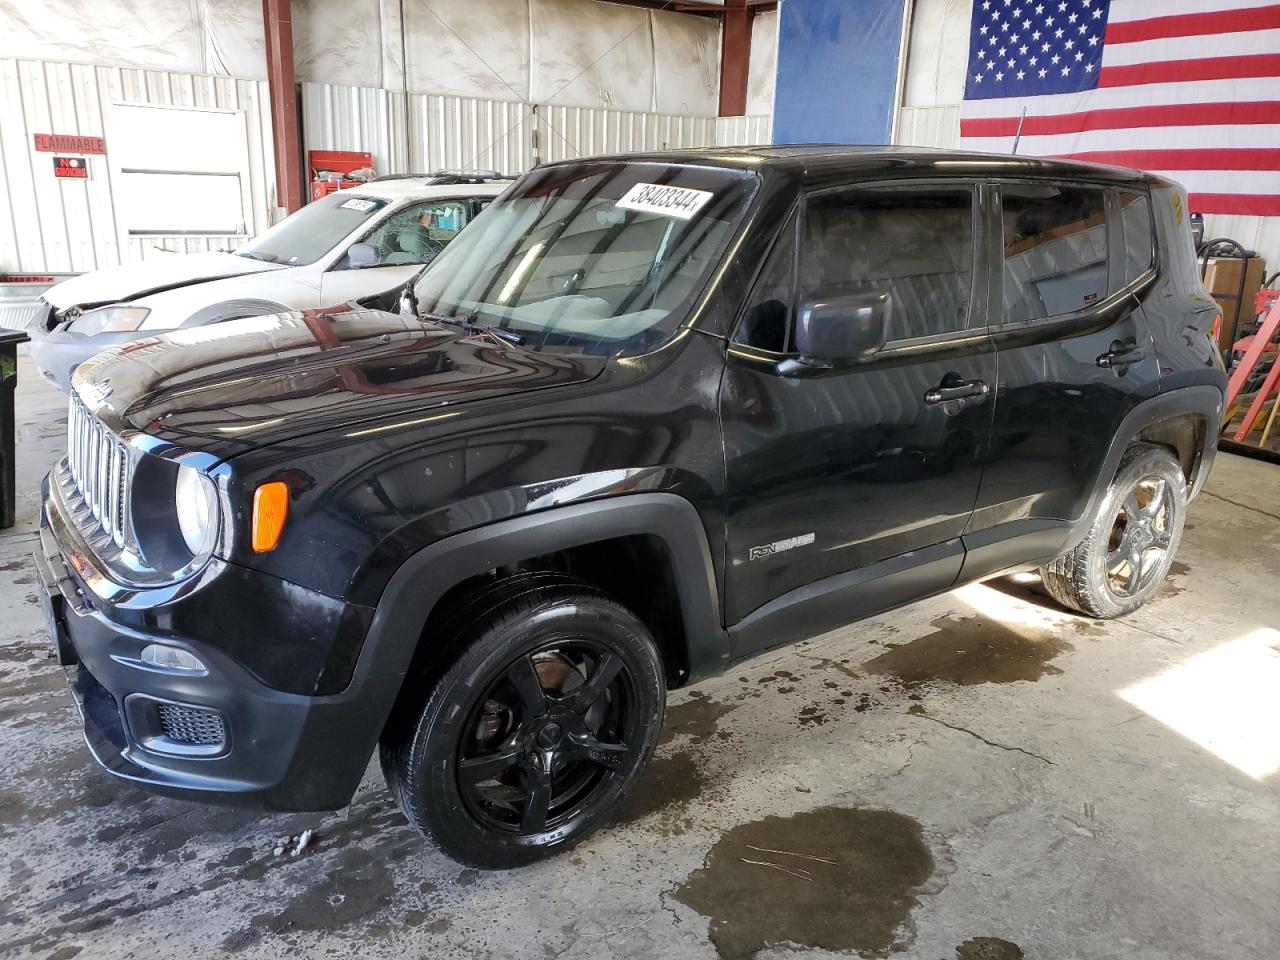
xmin=720 ymin=181 xmax=996 ymax=637
xmin=962 ymin=181 xmax=1162 ymax=571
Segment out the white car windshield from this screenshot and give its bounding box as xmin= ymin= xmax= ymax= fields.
xmin=412 ymin=162 xmax=757 ymax=355
xmin=236 ymin=193 xmax=389 ymax=266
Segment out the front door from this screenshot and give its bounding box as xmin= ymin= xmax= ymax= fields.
xmin=320 ymin=198 xmax=475 ymax=306
xmin=964 ymin=181 xmax=1163 ymax=560
xmin=720 ymin=183 xmax=996 ymax=643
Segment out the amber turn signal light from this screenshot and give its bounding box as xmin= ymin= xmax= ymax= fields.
xmin=252 ymin=482 xmax=289 ymax=553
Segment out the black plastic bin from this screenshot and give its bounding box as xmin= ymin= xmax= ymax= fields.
xmin=0 ymin=329 xmax=29 ymax=529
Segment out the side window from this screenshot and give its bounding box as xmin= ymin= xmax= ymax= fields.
xmin=733 ymin=211 xmax=796 ymax=353
xmin=360 ymin=200 xmax=470 ymax=267
xmin=798 ymin=188 xmax=974 ymax=341
xmin=1115 ymin=189 xmax=1155 ymax=290
xmin=1000 ymin=185 xmax=1108 ymax=322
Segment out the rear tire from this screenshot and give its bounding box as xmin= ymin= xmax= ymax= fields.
xmin=1040 ymin=444 xmax=1187 ymax=619
xmin=380 ymin=573 xmax=665 ymax=868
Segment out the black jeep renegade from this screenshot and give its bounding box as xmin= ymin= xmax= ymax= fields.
xmin=36 ymin=147 xmax=1225 ymax=868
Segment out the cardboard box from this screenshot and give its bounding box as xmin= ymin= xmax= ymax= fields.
xmin=1203 ymin=255 xmax=1266 ymax=350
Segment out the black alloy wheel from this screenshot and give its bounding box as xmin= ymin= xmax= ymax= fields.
xmin=1041 ymin=444 xmax=1187 ymax=618
xmin=381 ymin=572 xmax=666 ymax=868
xmin=458 ymin=641 xmax=641 ymax=837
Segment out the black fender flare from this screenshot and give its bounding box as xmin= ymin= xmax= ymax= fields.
xmin=293 ymin=496 xmax=727 ymax=814
xmin=306 ymin=494 xmax=728 ymax=807
xmin=1066 ymin=384 xmax=1223 ymax=545
xmin=352 ymin=489 xmax=729 ymax=701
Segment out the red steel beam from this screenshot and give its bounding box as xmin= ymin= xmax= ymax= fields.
xmin=262 ymin=0 xmax=303 ymax=213
xmin=719 ymin=0 xmax=752 ymax=117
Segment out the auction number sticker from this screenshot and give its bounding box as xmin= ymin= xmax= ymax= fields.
xmin=340 ymin=197 xmax=377 ymax=212
xmin=616 ymin=183 xmax=713 ymax=220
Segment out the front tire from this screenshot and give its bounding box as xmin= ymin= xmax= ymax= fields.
xmin=380 ymin=573 xmax=666 ymax=868
xmin=1041 ymin=444 xmax=1187 ymax=619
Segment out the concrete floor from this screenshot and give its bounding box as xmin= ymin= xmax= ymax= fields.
xmin=2 ymin=349 xmax=1278 ymax=960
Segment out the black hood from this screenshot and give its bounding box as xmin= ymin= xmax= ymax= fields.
xmin=72 ymin=305 xmax=606 ymax=460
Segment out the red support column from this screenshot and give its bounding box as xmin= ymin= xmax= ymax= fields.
xmin=262 ymin=0 xmax=303 ymax=213
xmin=718 ymin=0 xmax=752 ymax=117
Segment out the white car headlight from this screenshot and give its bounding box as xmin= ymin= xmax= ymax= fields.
xmin=175 ymin=465 xmax=219 ymax=556
xmin=73 ymin=305 xmax=151 ymax=336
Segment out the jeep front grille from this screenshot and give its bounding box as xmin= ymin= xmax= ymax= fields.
xmin=67 ymin=394 xmax=132 ymax=548
xmin=156 ymin=703 xmax=226 ymax=747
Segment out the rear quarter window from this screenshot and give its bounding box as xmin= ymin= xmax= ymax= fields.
xmin=1115 ymin=189 xmax=1155 ymax=290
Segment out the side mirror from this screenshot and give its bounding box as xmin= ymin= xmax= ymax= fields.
xmin=346 ymin=242 xmax=381 ymax=269
xmin=793 ymin=292 xmax=891 ymax=366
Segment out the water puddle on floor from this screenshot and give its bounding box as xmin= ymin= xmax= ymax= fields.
xmin=1161 ymin=559 xmax=1192 ymax=598
xmin=861 ymin=615 xmax=1072 ymax=685
xmin=611 ymin=693 xmax=737 ymax=832
xmin=661 ymin=690 xmax=737 ymax=744
xmin=674 ymin=806 xmax=935 ymax=959
xmin=955 ymin=936 xmax=1025 ymax=959
xmin=612 ymin=749 xmax=707 ymax=830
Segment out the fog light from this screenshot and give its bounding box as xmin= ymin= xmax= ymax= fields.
xmin=140 ymin=644 xmax=207 ymax=673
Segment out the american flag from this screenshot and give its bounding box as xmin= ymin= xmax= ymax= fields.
xmin=958 ymin=0 xmax=1280 ymax=216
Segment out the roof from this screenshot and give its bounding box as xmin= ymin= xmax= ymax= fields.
xmin=545 ymin=144 xmax=1157 ymax=187
xmin=342 ymin=179 xmax=508 ymax=202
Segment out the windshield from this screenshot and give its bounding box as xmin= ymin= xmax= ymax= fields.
xmin=411 ymin=162 xmax=758 ymax=355
xmin=237 ymin=193 xmax=389 ymax=266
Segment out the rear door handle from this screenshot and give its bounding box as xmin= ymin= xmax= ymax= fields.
xmin=924 ymin=379 xmax=989 ymax=405
xmin=1097 ymin=347 xmax=1146 ymax=368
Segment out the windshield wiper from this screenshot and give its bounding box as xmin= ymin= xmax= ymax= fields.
xmin=425 ymin=312 xmax=523 ymax=346
xmin=397 ymin=262 xmax=434 ymax=319
xmin=237 ymin=251 xmax=279 ymax=263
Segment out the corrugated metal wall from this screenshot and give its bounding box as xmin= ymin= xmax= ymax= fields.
xmin=5 ymin=62 xmax=751 ymax=276
xmin=895 ymin=105 xmax=959 ymax=150
xmin=0 ymin=57 xmax=276 ymax=274
xmin=533 ymin=105 xmax=717 ymax=163
xmin=302 ymin=82 xmax=724 ymax=175
xmin=1198 ymin=216 xmax=1280 ymax=269
xmin=302 ymin=85 xmax=535 ymax=176
xmin=715 ymin=115 xmax=773 ymax=147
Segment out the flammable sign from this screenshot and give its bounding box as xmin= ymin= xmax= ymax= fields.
xmin=52 ymin=156 xmax=89 ymax=179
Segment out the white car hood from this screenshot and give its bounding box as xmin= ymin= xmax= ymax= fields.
xmin=44 ymin=251 xmax=280 ymax=309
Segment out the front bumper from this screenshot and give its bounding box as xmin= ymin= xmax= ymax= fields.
xmin=35 ymin=483 xmax=399 ymax=812
xmin=27 ymin=326 xmax=152 ymax=394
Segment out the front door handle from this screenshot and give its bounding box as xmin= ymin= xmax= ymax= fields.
xmin=924 ymin=379 xmax=989 ymax=405
xmin=1097 ymin=345 xmax=1146 ymax=368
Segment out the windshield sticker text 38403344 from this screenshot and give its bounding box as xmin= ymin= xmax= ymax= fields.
xmin=616 ymin=183 xmax=713 ymax=220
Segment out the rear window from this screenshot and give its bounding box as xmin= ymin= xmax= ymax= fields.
xmin=1000 ymin=184 xmax=1108 ymax=323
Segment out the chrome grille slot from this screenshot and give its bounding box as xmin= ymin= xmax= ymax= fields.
xmin=66 ymin=395 xmax=132 ymax=547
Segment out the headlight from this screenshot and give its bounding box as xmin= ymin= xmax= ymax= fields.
xmin=174 ymin=465 xmax=219 ymax=556
xmin=73 ymin=305 xmax=150 ymax=336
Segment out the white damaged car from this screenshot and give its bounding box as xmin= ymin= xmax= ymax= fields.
xmin=29 ymin=172 xmax=508 ymax=391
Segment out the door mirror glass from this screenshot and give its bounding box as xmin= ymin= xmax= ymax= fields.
xmin=346 ymin=242 xmax=381 ymax=269
xmin=794 ymin=292 xmax=890 ymax=364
